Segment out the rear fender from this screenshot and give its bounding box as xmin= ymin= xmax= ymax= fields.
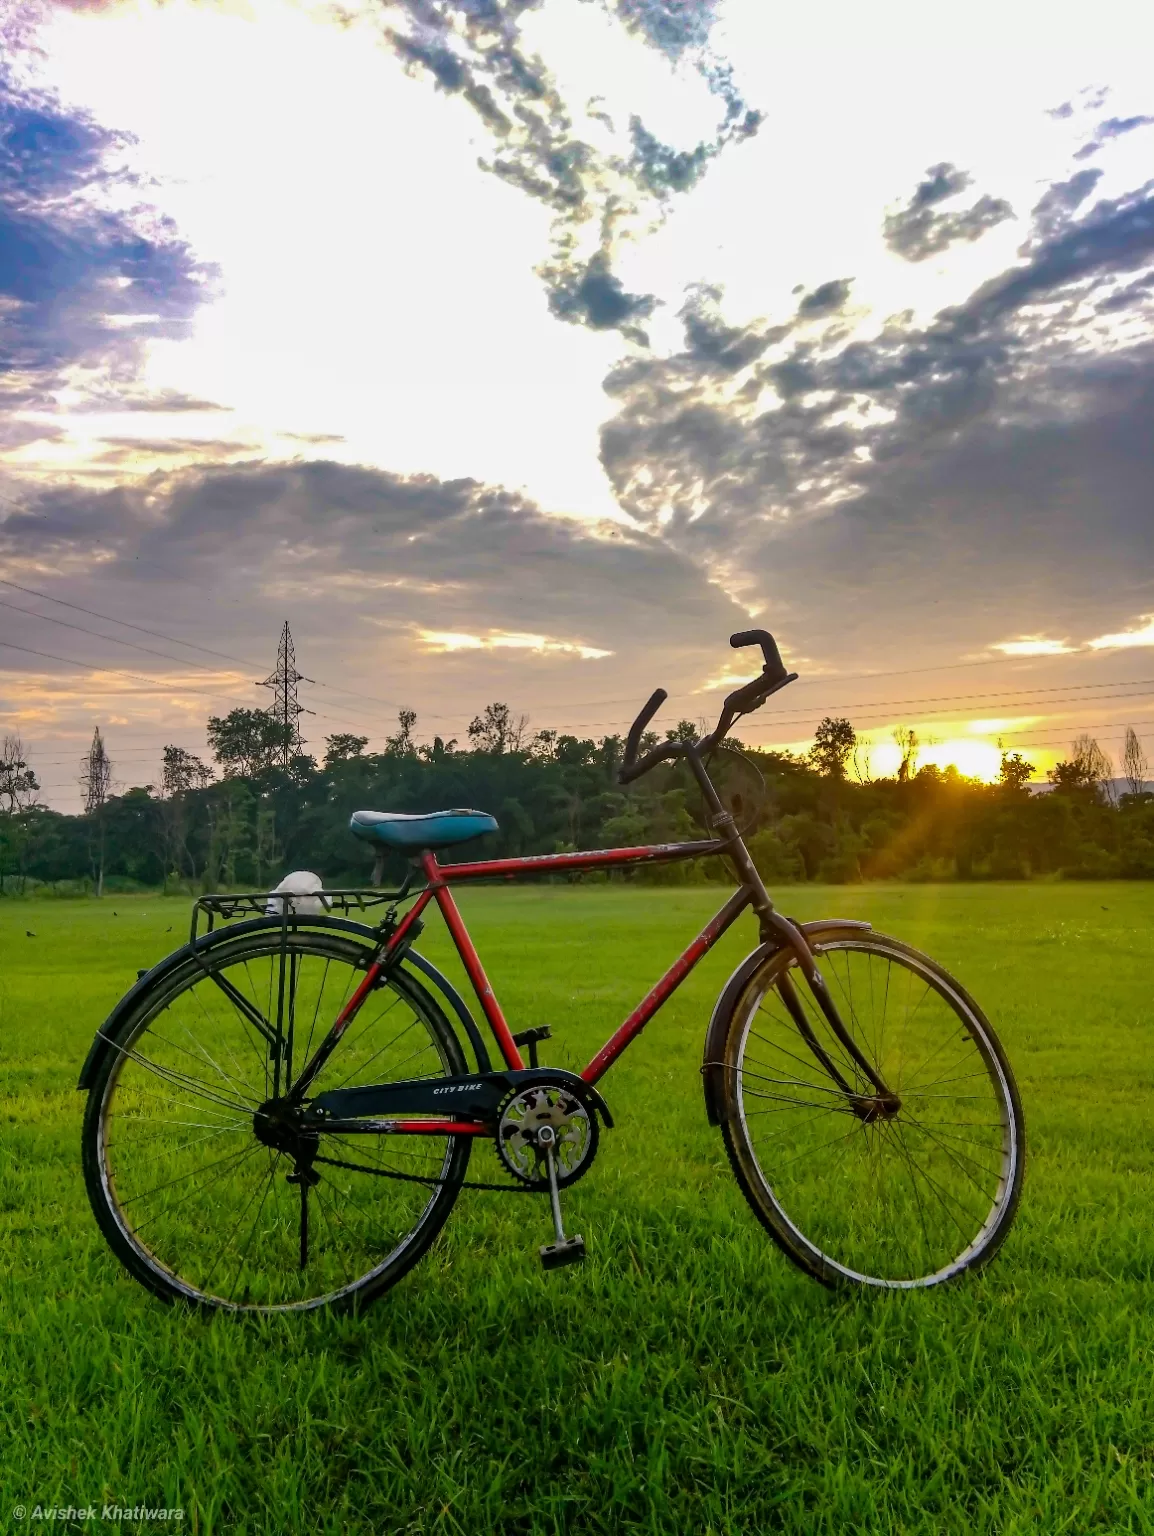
xmin=701 ymin=918 xmax=871 ymax=1125
xmin=77 ymin=915 xmax=491 ymax=1089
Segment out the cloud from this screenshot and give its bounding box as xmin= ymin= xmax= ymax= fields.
xmin=0 ymin=458 xmax=750 ymax=741
xmin=545 ymin=250 xmax=656 ymax=339
xmin=1073 ymin=112 xmax=1154 ymax=160
xmin=993 ymin=638 xmax=1077 ymax=657
xmin=1030 ymin=168 xmax=1102 ymax=238
xmin=598 ymin=165 xmax=1154 ymax=666
xmin=378 ymin=0 xmax=760 ymax=338
xmin=797 ymin=278 xmax=853 ymax=318
xmin=0 ymin=70 xmax=214 ymax=368
xmin=0 ymin=61 xmax=216 ymax=431
xmin=883 ymin=162 xmax=1014 ymax=263
xmin=1087 ymin=615 xmax=1154 ymax=650
xmin=610 ymin=0 xmax=718 ymax=59
xmin=417 ymin=628 xmax=612 ymax=659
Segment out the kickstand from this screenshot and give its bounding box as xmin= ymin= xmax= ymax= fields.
xmin=537 ymin=1126 xmax=585 ymax=1270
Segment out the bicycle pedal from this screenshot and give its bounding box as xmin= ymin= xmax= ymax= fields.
xmin=539 ymin=1234 xmax=585 ymax=1270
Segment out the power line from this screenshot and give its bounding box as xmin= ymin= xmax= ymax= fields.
xmin=562 ymin=649 xmax=1121 ymax=712
xmin=747 ymin=717 xmax=1153 ymax=751
xmin=733 ymin=691 xmax=1154 ymax=734
xmin=0 ymin=594 xmax=255 ymax=672
xmin=0 ymin=636 xmax=407 ymax=739
xmin=0 ymin=573 xmax=447 ymax=720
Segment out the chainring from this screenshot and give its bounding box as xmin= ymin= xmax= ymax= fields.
xmin=495 ymin=1080 xmax=600 ymax=1190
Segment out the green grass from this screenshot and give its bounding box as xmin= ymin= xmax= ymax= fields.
xmin=2 ymin=882 xmax=1154 ymax=1534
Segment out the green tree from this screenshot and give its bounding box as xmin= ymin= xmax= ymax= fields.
xmin=893 ymin=726 xmax=919 ymax=784
xmin=386 ymin=710 xmax=418 ymax=756
xmin=208 ymin=709 xmax=294 ymax=778
xmin=1048 ymin=735 xmax=1112 ymax=801
xmin=158 ymin=745 xmax=213 ymax=889
xmin=665 ymin=720 xmax=700 ymax=743
xmin=468 ymin=702 xmax=528 ymax=754
xmin=0 ymin=735 xmax=39 ymax=815
xmin=998 ymin=751 xmax=1035 ymax=794
xmin=810 ymin=717 xmax=856 ymax=779
xmin=324 ymin=734 xmax=369 ymax=767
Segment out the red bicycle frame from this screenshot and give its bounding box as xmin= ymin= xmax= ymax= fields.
xmin=292 ymin=836 xmax=755 ymax=1136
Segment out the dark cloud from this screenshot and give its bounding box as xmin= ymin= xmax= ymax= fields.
xmin=96 ymin=437 xmax=262 ymax=458
xmin=1029 ymin=168 xmax=1102 ymax=239
xmin=678 ymin=285 xmax=785 ymax=373
xmin=69 ymin=388 xmax=232 ymax=414
xmin=545 ymin=251 xmax=656 ymax=339
xmin=1099 ymin=113 xmax=1154 ymax=139
xmin=0 ymin=458 xmax=748 ymax=735
xmin=0 ymin=70 xmax=214 ymax=369
xmin=0 ymin=63 xmax=215 ymax=423
xmin=598 ymin=168 xmax=1154 ymax=667
xmin=378 ymin=0 xmax=760 ymax=338
xmin=746 ymin=356 xmax=1154 ymax=660
xmin=883 ymin=162 xmax=1014 ymax=262
xmin=1073 ymin=112 xmax=1154 ymax=160
xmin=611 ymin=0 xmax=718 ymax=60
xmin=797 ymin=278 xmax=853 ymax=318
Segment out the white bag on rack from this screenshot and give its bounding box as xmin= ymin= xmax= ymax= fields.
xmin=265 ymin=870 xmax=331 ymax=917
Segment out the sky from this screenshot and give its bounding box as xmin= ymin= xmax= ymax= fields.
xmin=1 ymin=0 xmax=1153 ymax=808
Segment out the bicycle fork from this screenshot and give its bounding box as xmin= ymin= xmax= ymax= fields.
xmin=684 ymin=743 xmax=899 ymax=1121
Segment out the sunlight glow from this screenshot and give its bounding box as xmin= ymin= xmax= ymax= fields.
xmin=968 ymin=716 xmax=1040 ymax=734
xmin=1087 ymin=615 xmax=1154 ymax=650
xmin=862 ymin=736 xmax=1003 ymax=782
xmin=993 ymin=637 xmax=1076 ymax=656
xmin=417 ymin=630 xmax=612 ymax=660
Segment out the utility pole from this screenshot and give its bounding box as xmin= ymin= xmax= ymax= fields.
xmin=260 ymin=621 xmax=313 ymax=770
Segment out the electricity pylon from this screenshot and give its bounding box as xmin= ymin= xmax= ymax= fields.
xmin=261 ymin=621 xmax=313 ymax=769
xmin=80 ymin=726 xmax=111 ymax=814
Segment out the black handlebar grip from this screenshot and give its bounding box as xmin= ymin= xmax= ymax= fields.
xmin=624 ymin=687 xmax=667 ymax=766
xmin=730 ymin=629 xmax=786 ymax=681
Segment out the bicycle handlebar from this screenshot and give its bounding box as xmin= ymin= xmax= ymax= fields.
xmin=618 ymin=630 xmax=798 ymax=785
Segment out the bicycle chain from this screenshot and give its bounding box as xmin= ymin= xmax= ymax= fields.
xmin=313 ymin=1150 xmax=541 ymax=1194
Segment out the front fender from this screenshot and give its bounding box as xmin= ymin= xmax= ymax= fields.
xmin=77 ymin=915 xmax=492 ymax=1089
xmin=701 ymin=918 xmax=871 ymax=1125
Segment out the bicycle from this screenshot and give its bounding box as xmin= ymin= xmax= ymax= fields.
xmin=79 ymin=631 xmax=1026 ymax=1313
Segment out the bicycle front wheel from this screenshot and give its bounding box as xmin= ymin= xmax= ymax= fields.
xmin=719 ymin=928 xmax=1025 ymax=1288
xmin=82 ymin=926 xmax=471 ymax=1313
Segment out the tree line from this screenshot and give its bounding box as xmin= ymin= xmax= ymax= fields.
xmin=0 ymin=704 xmax=1151 ymax=895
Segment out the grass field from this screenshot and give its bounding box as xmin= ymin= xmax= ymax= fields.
xmin=2 ymin=881 xmax=1154 ymax=1534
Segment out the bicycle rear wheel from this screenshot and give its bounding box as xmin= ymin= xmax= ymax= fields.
xmin=82 ymin=926 xmax=471 ymax=1313
xmin=719 ymin=929 xmax=1024 ymax=1288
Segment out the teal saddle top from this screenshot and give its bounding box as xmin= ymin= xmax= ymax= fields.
xmin=349 ymin=808 xmax=499 ymax=851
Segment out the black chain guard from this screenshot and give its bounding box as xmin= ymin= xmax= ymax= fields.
xmin=308 ymin=1065 xmax=613 ymax=1129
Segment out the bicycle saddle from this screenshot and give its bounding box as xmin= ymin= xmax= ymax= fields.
xmin=349 ymin=808 xmax=499 ymax=850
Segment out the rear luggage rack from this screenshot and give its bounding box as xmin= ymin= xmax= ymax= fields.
xmin=191 ymin=874 xmax=419 ymax=942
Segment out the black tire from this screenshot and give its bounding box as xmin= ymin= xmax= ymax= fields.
xmin=719 ymin=928 xmax=1025 ymax=1289
xmin=82 ymin=926 xmax=471 ymax=1313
